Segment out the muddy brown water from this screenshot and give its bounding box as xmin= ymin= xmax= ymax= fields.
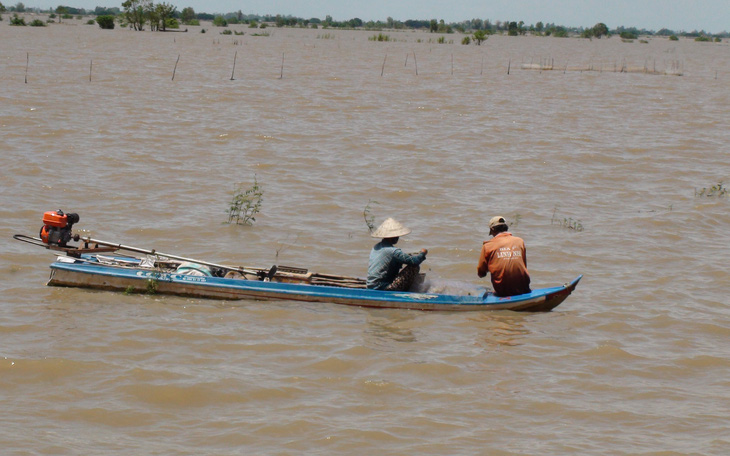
xmin=1 ymin=19 xmax=729 ymax=455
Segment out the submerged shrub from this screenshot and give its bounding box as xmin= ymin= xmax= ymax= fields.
xmin=10 ymin=14 xmax=26 ymax=26
xmin=226 ymin=177 xmax=264 ymax=226
xmin=96 ymin=15 xmax=115 ymax=29
xmin=369 ymin=33 xmax=390 ymax=42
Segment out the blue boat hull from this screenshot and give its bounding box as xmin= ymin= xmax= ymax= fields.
xmin=48 ymin=258 xmax=582 ymax=312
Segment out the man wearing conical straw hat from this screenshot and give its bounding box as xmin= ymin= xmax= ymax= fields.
xmin=366 ymin=218 xmax=428 ymax=291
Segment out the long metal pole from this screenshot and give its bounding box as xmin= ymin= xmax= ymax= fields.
xmin=81 ymin=236 xmax=263 ymax=275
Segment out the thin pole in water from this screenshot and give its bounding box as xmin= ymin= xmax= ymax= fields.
xmin=507 ymin=59 xmax=511 ymax=75
xmin=413 ymin=52 xmax=418 ymax=76
xmin=89 ymin=59 xmax=92 ymax=82
xmin=230 ymin=50 xmax=237 ymax=80
xmin=25 ymin=53 xmax=29 ymax=84
xmin=451 ymin=53 xmax=454 ymax=75
xmin=381 ymin=54 xmax=387 ymax=76
xmin=279 ymin=52 xmax=284 ymax=79
xmin=480 ymin=55 xmax=484 ymax=75
xmin=172 ymin=54 xmax=180 ymax=80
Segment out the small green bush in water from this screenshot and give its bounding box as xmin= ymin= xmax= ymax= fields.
xmin=96 ymin=15 xmax=115 ymax=29
xmin=369 ymin=33 xmax=390 ymax=42
xmin=226 ymin=176 xmax=264 ymax=225
xmin=10 ymin=14 xmax=26 ymax=26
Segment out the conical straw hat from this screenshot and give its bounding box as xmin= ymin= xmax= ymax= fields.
xmin=371 ymin=218 xmax=412 ymax=238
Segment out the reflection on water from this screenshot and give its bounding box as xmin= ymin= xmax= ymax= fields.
xmin=469 ymin=312 xmax=531 ymax=347
xmin=362 ymin=306 xmax=531 ymax=349
xmin=364 ymin=311 xmax=418 ymax=345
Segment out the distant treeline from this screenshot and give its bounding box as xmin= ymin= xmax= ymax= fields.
xmin=2 ymin=2 xmax=727 ymax=38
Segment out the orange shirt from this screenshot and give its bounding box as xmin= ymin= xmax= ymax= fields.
xmin=477 ymin=232 xmax=531 ymax=297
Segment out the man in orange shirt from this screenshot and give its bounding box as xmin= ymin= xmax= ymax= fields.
xmin=477 ymin=216 xmax=531 ymax=297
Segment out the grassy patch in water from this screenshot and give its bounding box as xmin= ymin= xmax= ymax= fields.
xmin=551 ymin=207 xmax=584 ymax=232
xmin=369 ymin=33 xmax=390 ymax=42
xmin=146 ymin=278 xmax=158 ymax=295
xmin=363 ymin=199 xmax=379 ymax=233
xmin=695 ymin=182 xmax=727 ymax=197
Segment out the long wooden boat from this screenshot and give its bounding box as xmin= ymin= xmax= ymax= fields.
xmin=16 ymin=234 xmax=581 ymax=312
xmin=48 ymin=256 xmax=580 ymax=312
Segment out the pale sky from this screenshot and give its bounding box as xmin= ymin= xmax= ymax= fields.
xmin=19 ymin=1 xmax=730 ymax=33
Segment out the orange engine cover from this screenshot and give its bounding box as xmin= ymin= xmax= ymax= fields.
xmin=42 ymin=211 xmax=69 ymax=228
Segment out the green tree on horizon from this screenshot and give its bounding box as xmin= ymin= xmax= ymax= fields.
xmin=122 ymin=0 xmax=146 ymax=30
xmin=180 ymin=6 xmax=195 ymax=24
xmin=593 ymin=22 xmax=609 ymax=38
xmin=155 ymin=2 xmax=176 ymax=31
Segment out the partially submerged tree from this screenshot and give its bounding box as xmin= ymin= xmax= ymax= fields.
xmin=146 ymin=1 xmax=159 ymax=30
xmin=473 ymin=29 xmax=488 ymax=45
xmin=122 ymin=0 xmax=147 ymax=30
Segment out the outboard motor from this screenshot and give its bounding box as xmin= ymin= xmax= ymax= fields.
xmin=40 ymin=210 xmax=80 ymax=247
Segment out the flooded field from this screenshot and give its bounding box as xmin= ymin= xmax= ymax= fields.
xmin=1 ymin=18 xmax=729 ymax=455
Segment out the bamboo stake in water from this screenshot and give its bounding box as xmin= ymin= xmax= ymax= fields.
xmin=405 ymin=53 xmax=409 ymax=67
xmin=381 ymin=54 xmax=387 ymax=77
xmin=413 ymin=52 xmax=418 ymax=76
xmin=279 ymin=52 xmax=284 ymax=79
xmin=89 ymin=59 xmax=92 ymax=82
xmin=25 ymin=53 xmax=29 ymax=84
xmin=230 ymin=50 xmax=237 ymax=80
xmin=507 ymin=59 xmax=511 ymax=75
xmin=451 ymin=53 xmax=454 ymax=75
xmin=480 ymin=55 xmax=484 ymax=75
xmin=172 ymin=54 xmax=180 ymax=80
